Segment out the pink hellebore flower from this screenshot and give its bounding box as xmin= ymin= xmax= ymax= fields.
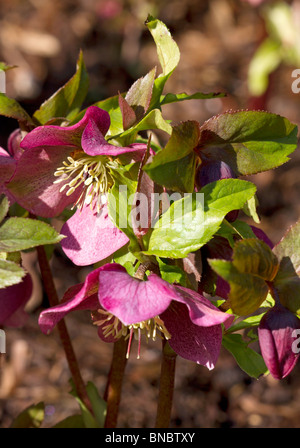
xmin=7 ymin=106 xmax=148 ymax=265
xmin=0 ymin=274 xmax=33 ymax=327
xmin=39 ymin=263 xmax=234 ymax=369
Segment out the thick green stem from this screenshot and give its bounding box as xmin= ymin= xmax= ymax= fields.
xmin=155 ymin=339 xmax=177 ymax=428
xmin=36 ymin=245 xmax=92 ymax=414
xmin=104 ymin=336 xmax=128 ymax=428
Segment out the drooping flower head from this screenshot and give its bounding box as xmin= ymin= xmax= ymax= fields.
xmin=258 ymin=303 xmax=300 ymax=379
xmin=39 ymin=263 xmax=234 ymax=369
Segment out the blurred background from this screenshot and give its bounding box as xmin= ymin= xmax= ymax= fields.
xmin=0 ymin=0 xmax=300 ymax=428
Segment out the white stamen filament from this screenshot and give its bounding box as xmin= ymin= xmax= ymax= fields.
xmin=54 ymin=154 xmax=117 ymax=212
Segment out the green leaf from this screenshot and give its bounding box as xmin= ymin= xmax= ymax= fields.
xmin=144 ymin=121 xmax=200 ymax=192
xmin=52 ymin=414 xmax=85 ymax=428
xmin=242 ymin=195 xmax=260 ymax=223
xmin=222 ymin=334 xmax=268 ymax=378
xmin=146 ymin=179 xmax=256 ymax=258
xmin=33 ymin=50 xmax=89 ymax=124
xmin=146 ymin=152 xmax=197 ymax=193
xmin=146 ymin=120 xmax=200 ymax=163
xmin=248 ymin=38 xmax=282 ymax=96
xmin=145 ymin=16 xmax=180 ymax=110
xmin=232 ymin=238 xmax=279 ymax=281
xmin=160 ymin=91 xmax=226 ymax=106
xmin=0 ymin=93 xmax=34 ymax=127
xmin=0 ymin=217 xmax=64 ymax=252
xmin=199 ymin=110 xmax=298 ymax=175
xmin=116 ymin=108 xmax=172 ymax=143
xmin=118 ymin=94 xmax=136 ymax=131
xmin=0 ymin=194 xmax=9 ymax=223
xmin=124 ymin=67 xmax=157 ymax=122
xmin=157 ymin=258 xmax=187 ymax=286
xmin=209 ymin=259 xmax=269 ymax=316
xmin=0 ymin=62 xmax=17 ymax=72
xmin=273 ymin=220 xmax=300 ymax=275
xmin=217 ymin=220 xmax=257 ymax=246
xmin=10 ymin=402 xmax=45 ymax=428
xmin=273 ymin=220 xmax=300 ymax=314
xmin=0 ymin=251 xmax=22 ymax=264
xmin=226 ymin=312 xmax=266 ymax=334
xmin=85 ymin=381 xmax=106 ymax=428
xmin=146 ymin=16 xmax=180 ymax=77
xmin=69 ymin=380 xmax=106 ymax=428
xmin=0 ymin=258 xmax=25 ymax=288
xmin=107 ymin=165 xmax=140 ymax=252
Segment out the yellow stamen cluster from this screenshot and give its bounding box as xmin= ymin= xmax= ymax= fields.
xmin=93 ymin=309 xmax=171 ymax=359
xmin=53 ymin=154 xmax=116 ymax=211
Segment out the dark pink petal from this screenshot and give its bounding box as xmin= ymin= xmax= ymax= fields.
xmin=258 ymin=305 xmax=300 ymax=379
xmin=7 ymin=145 xmax=81 ymax=217
xmin=0 ymin=274 xmax=32 ymax=327
xmin=38 ymin=265 xmax=124 ymax=334
xmin=81 ymin=118 xmax=147 ymax=159
xmin=215 ymin=276 xmax=231 ymax=300
xmin=20 ymin=106 xmax=110 ymax=150
xmin=60 ymin=203 xmax=129 ymax=266
xmin=251 ymin=225 xmax=274 ymax=249
xmin=174 ymin=285 xmax=234 ymax=328
xmin=196 ymin=160 xmax=236 ymax=188
xmin=161 ymin=301 xmax=222 ymax=369
xmin=0 ymin=147 xmax=16 ymax=185
xmin=39 ymin=264 xmax=126 ymax=334
xmin=98 ymin=269 xmax=179 ymax=326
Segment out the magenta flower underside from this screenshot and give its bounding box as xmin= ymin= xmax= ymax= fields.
xmin=39 ymin=263 xmax=233 ymax=368
xmin=258 ymin=305 xmax=300 ymax=379
xmin=0 ymin=274 xmax=32 ymax=327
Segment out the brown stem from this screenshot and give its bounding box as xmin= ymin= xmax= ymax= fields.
xmin=104 ymin=336 xmax=128 ymax=428
xmin=134 ymin=260 xmax=160 ymax=280
xmin=36 ymin=245 xmax=92 ymax=413
xmin=155 ymin=339 xmax=177 ymax=428
xmin=267 ymin=281 xmax=281 ymax=306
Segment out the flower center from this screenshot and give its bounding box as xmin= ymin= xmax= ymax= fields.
xmin=53 ymin=152 xmax=116 ymax=211
xmin=92 ymin=309 xmax=171 ymax=359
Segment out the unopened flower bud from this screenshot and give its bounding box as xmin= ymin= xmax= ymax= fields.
xmin=258 ymin=304 xmax=300 ymax=379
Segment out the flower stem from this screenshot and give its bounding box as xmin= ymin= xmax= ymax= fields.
xmin=155 ymin=339 xmax=177 ymax=428
xmin=104 ymin=336 xmax=128 ymax=428
xmin=36 ymin=245 xmax=93 ymax=414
